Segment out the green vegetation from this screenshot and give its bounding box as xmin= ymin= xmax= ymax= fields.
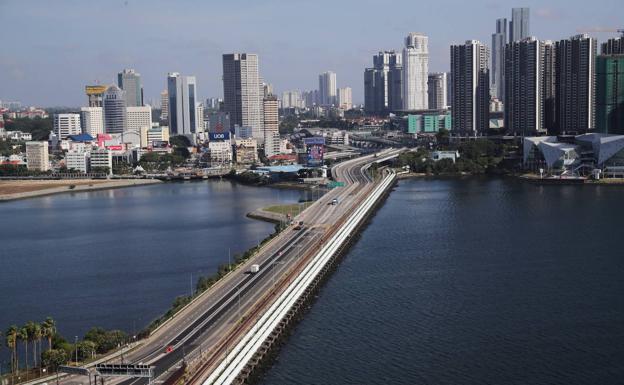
xmin=228 ymin=170 xmax=269 ymax=185
xmin=0 ymin=164 xmax=53 ymax=176
xmin=4 ymin=117 xmax=53 ymax=141
xmin=263 ymin=201 xmax=314 ymax=216
xmin=137 ymin=152 xmax=186 ymax=172
xmin=0 ymin=140 xmax=25 ymax=156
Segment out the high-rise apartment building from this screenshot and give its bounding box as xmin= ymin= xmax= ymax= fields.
xmin=263 ymin=95 xmax=280 ymax=157
xmin=510 ymin=7 xmax=530 ymax=43
xmin=126 ymin=106 xmax=152 ymax=133
xmin=167 ymin=73 xmax=198 ymax=136
xmin=555 ymin=34 xmax=597 ymax=133
xmin=601 ymin=36 xmax=624 ymax=55
xmin=596 ymin=54 xmax=624 ymax=134
xmin=427 ymin=73 xmax=448 ymax=110
xmin=402 ymin=33 xmax=429 ymax=110
xmin=337 ymin=87 xmax=353 ymax=109
xmin=54 ymin=113 xmax=81 ymax=139
xmin=450 ymin=40 xmax=490 ymax=135
xmin=504 ymin=37 xmax=545 ymax=136
xmin=222 ymin=53 xmax=264 ymax=140
xmin=281 ymin=91 xmax=303 ymax=109
xmin=26 ymin=141 xmax=49 ymax=171
xmin=160 ymin=90 xmax=169 ymax=121
xmin=80 ymin=107 xmax=104 ymax=137
xmin=319 ymin=71 xmax=337 ymax=106
xmin=491 ymin=18 xmax=507 ymax=100
xmin=542 ymin=41 xmax=557 ymax=132
xmin=117 ymin=69 xmax=143 ymax=107
xmin=103 ymin=85 xmax=127 ymax=134
xmin=364 ymin=51 xmax=403 ymax=114
xmin=85 ymin=85 xmax=107 ymax=107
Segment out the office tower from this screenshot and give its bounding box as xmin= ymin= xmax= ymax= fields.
xmin=364 ymin=51 xmax=403 ymax=114
xmin=510 ymin=7 xmax=530 ymax=43
xmin=25 ymin=141 xmax=49 ymax=171
xmin=53 ymin=113 xmax=81 ymax=139
xmin=222 ymin=53 xmax=263 ymax=140
xmin=117 ymin=69 xmax=143 ymax=107
xmin=195 ymin=103 xmax=205 ymax=133
xmin=167 ymin=72 xmax=198 ymax=135
xmin=126 ymin=106 xmax=152 ymax=133
xmin=601 ymin=36 xmax=624 ymax=55
xmin=319 ymin=71 xmax=337 ymax=106
xmin=402 ymin=33 xmax=429 ymax=110
xmin=80 ymin=107 xmax=104 ymax=137
xmin=555 ymin=34 xmax=597 ymax=133
xmin=491 ymin=18 xmax=507 ymax=99
xmin=542 ymin=41 xmax=557 ymax=132
xmin=263 ymin=95 xmax=280 ymax=157
xmin=450 ymin=40 xmax=490 ymax=135
xmin=427 ymin=73 xmax=448 ymax=110
xmin=85 ymin=85 xmax=107 ymax=107
xmin=205 ymin=97 xmax=222 ymax=110
xmin=103 ymin=85 xmax=127 ymax=134
xmin=338 ymin=87 xmax=353 ymax=109
xmin=596 ymin=54 xmax=624 ymax=134
xmin=160 ymin=90 xmax=169 ymax=121
xmin=504 ymin=37 xmax=545 ymax=136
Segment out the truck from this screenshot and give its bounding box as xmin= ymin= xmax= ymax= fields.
xmin=250 ymin=264 xmax=260 ymax=274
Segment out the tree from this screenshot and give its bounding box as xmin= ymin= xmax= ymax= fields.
xmin=173 ymin=146 xmax=190 ymax=159
xmin=41 ymin=317 xmax=56 ymax=352
xmin=436 ymin=128 xmax=450 ymax=146
xmin=76 ymin=340 xmax=97 ymax=361
xmin=33 ymin=322 xmax=42 ymax=369
xmin=18 ymin=325 xmax=29 ymax=374
xmin=5 ymin=325 xmax=18 ymax=376
xmin=41 ymin=349 xmax=68 ymax=371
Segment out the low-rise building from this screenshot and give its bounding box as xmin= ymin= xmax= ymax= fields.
xmin=432 ymin=150 xmax=459 ymax=163
xmin=65 ymin=150 xmax=89 ymax=173
xmin=235 ymin=138 xmax=258 ymax=164
xmin=25 ymin=141 xmax=49 ymax=171
xmin=54 ymin=113 xmax=82 ymax=140
xmin=5 ymin=131 xmax=32 ymax=141
xmin=140 ymin=125 xmax=170 ymax=148
xmin=89 ymin=148 xmax=112 ymax=175
xmin=208 ymin=141 xmax=233 ymax=164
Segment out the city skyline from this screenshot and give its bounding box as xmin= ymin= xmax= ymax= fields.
xmin=0 ymin=0 xmax=621 ymax=107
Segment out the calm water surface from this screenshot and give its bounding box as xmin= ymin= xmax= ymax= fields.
xmin=1 ymin=180 xmax=308 ymax=341
xmin=259 ymin=177 xmax=624 ymax=385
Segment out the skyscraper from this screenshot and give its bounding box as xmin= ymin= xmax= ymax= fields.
xmin=54 ymin=113 xmax=81 ymax=139
xmin=601 ymin=36 xmax=624 ymax=55
xmin=263 ymin=95 xmax=280 ymax=157
xmin=160 ymin=90 xmax=169 ymax=121
xmin=504 ymin=37 xmax=545 ymax=136
xmin=167 ymin=72 xmax=198 ymax=136
xmin=337 ymin=87 xmax=353 ymax=109
xmin=555 ymin=34 xmax=597 ymax=133
xmin=117 ymin=69 xmax=143 ymax=107
xmin=509 ymin=7 xmax=530 ymax=43
xmin=427 ymin=73 xmax=448 ymax=110
xmin=80 ymin=107 xmax=104 ymax=137
xmin=364 ymin=51 xmax=403 ymax=115
xmin=319 ymin=71 xmax=337 ymax=106
xmin=596 ymin=54 xmax=624 ymax=134
xmin=85 ymin=85 xmax=107 ymax=107
xmin=402 ymin=33 xmax=429 ymax=110
xmin=126 ymin=106 xmax=152 ymax=133
xmin=542 ymin=41 xmax=557 ymax=132
xmin=103 ymin=85 xmax=127 ymax=134
xmin=491 ymin=18 xmax=507 ymax=100
xmin=222 ymin=53 xmax=264 ymax=140
xmin=450 ymin=40 xmax=490 ymax=135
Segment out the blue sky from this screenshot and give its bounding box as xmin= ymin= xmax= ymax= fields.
xmin=0 ymin=0 xmax=621 ymax=107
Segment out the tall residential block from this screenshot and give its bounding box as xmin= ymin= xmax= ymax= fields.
xmin=510 ymin=7 xmax=530 ymax=43
xmin=491 ymin=18 xmax=507 ymax=99
xmin=542 ymin=41 xmax=557 ymax=132
xmin=263 ymin=95 xmax=280 ymax=157
xmin=402 ymin=33 xmax=429 ymax=110
xmin=85 ymin=85 xmax=107 ymax=107
xmin=427 ymin=72 xmax=448 ymax=110
xmin=103 ymin=85 xmax=127 ymax=134
xmin=167 ymin=72 xmax=198 ymax=136
xmin=555 ymin=34 xmax=597 ymax=133
xmin=601 ymin=36 xmax=624 ymax=55
xmin=54 ymin=113 xmax=81 ymax=139
xmin=117 ymin=69 xmax=143 ymax=107
xmin=450 ymin=40 xmax=490 ymax=135
xmin=596 ymin=54 xmax=624 ymax=134
xmin=80 ymin=107 xmax=104 ymax=137
xmin=319 ymin=71 xmax=337 ymax=106
xmin=338 ymin=87 xmax=353 ymax=109
xmin=222 ymin=53 xmax=263 ymax=140
xmin=26 ymin=141 xmax=49 ymax=171
xmin=364 ymin=51 xmax=402 ymax=114
xmin=504 ymin=37 xmax=545 ymax=136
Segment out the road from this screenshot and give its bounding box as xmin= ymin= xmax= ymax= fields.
xmin=56 ymin=150 xmax=399 ymax=385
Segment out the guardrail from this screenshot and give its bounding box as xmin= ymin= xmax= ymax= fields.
xmin=201 ymin=168 xmax=396 ymax=385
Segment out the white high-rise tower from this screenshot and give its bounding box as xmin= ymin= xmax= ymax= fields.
xmin=402 ymin=33 xmax=429 ymax=110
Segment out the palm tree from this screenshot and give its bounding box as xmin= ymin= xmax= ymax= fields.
xmin=5 ymin=326 xmax=18 ymax=376
xmin=32 ymin=322 xmax=42 ymax=369
xmin=18 ymin=325 xmax=28 ymax=376
xmin=41 ymin=317 xmax=56 ymax=352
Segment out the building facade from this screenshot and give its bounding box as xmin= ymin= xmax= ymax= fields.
xmin=450 ymin=40 xmax=490 ymax=135
xmin=222 ymin=53 xmax=263 ymax=139
xmin=510 ymin=7 xmax=530 ymax=43
xmin=337 ymin=87 xmax=353 ymax=109
xmin=126 ymin=106 xmax=152 ymax=133
xmin=103 ymin=85 xmax=127 ymax=134
xmin=364 ymin=51 xmax=403 ymax=115
xmin=25 ymin=141 xmax=49 ymax=171
xmin=117 ymin=69 xmax=143 ymax=107
xmin=80 ymin=107 xmax=103 ymax=137
xmin=54 ymin=113 xmax=81 ymax=140
xmin=160 ymin=90 xmax=169 ymax=121
xmin=65 ymin=150 xmax=89 ymax=173
xmin=263 ymin=95 xmax=280 ymax=157
xmin=85 ymin=85 xmax=107 ymax=107
xmin=402 ymin=33 xmax=429 ymax=110
xmin=90 ymin=148 xmax=112 ymax=174
xmin=596 ymin=54 xmax=624 ymax=134
xmin=427 ymin=72 xmax=448 ymax=110
xmin=601 ymin=36 xmax=624 ymax=55
xmin=167 ymin=72 xmax=198 ymax=136
xmin=319 ymin=71 xmax=337 ymax=106
xmin=491 ymin=18 xmax=507 ymax=100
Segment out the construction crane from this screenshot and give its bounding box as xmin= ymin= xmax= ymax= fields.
xmin=576 ymin=28 xmax=624 ymax=36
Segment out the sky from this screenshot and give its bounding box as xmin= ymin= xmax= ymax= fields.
xmin=0 ymin=0 xmax=621 ymax=107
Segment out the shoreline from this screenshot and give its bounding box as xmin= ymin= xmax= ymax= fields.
xmin=0 ymin=179 xmax=163 ymax=202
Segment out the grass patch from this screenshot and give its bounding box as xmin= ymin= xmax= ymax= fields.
xmin=263 ymin=201 xmax=314 ymax=216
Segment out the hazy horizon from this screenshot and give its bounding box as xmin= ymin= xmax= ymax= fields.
xmin=0 ymin=0 xmax=621 ymax=107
